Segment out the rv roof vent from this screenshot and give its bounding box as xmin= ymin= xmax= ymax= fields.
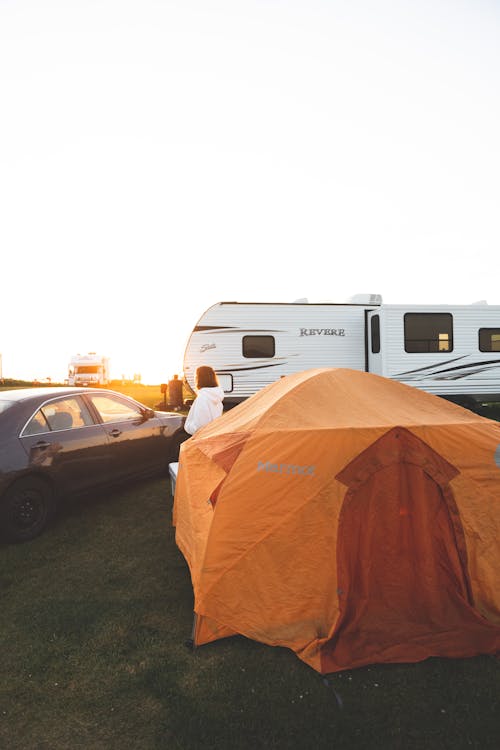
xmin=292 ymin=297 xmax=309 ymax=303
xmin=471 ymin=300 xmax=488 ymax=305
xmin=347 ymin=294 xmax=382 ymax=305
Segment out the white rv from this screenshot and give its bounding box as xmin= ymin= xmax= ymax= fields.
xmin=183 ymin=296 xmax=500 ymax=408
xmin=68 ymin=353 xmax=110 ymax=387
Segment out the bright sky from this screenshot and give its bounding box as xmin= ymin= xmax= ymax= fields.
xmin=1 ymin=0 xmax=499 ymax=384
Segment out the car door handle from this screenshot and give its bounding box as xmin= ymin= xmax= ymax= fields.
xmin=34 ymin=441 xmax=51 ymax=449
xmin=109 ymin=429 xmax=122 ymax=438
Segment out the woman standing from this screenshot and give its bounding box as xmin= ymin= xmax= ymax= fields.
xmin=184 ymin=366 xmax=224 ymax=435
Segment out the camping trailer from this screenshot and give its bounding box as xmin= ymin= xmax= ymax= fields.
xmin=68 ymin=353 xmax=110 ymax=387
xmin=183 ymin=296 xmax=500 ymax=407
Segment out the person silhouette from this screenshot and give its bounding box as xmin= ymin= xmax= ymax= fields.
xmin=184 ymin=366 xmax=224 ymax=435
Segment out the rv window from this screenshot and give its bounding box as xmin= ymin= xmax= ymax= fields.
xmin=216 ymin=374 xmax=233 ymax=392
xmin=371 ymin=315 xmax=380 ymax=354
xmin=479 ymin=328 xmax=500 ymax=352
xmin=242 ymin=335 xmax=275 ymax=358
xmin=404 ymin=313 xmax=453 ymax=353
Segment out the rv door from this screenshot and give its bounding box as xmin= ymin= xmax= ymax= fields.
xmin=367 ymin=310 xmax=384 ymax=376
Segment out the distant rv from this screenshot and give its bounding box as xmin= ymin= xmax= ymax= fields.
xmin=183 ymin=295 xmax=500 ymax=408
xmin=68 ymin=353 xmax=110 ymax=387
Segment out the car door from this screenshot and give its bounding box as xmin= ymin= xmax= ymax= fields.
xmin=20 ymin=395 xmax=112 ymax=496
xmin=83 ymin=393 xmax=166 ymax=480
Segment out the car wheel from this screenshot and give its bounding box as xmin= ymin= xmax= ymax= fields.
xmin=0 ymin=477 xmax=55 ymax=543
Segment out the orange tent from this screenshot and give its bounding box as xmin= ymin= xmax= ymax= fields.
xmin=173 ymin=368 xmax=500 ymax=673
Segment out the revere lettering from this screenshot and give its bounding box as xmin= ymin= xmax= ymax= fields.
xmin=299 ymin=328 xmax=346 ymax=336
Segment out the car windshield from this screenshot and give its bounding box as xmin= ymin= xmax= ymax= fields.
xmin=0 ymin=399 xmax=15 ymax=415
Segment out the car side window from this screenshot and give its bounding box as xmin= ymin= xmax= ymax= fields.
xmin=87 ymin=394 xmax=143 ymax=424
xmin=40 ymin=397 xmax=95 ymax=432
xmin=23 ymin=410 xmax=50 ymax=436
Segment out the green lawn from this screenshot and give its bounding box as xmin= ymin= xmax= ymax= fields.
xmin=1 ymin=478 xmax=499 ymax=750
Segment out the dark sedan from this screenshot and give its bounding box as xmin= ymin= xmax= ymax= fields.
xmin=0 ymin=387 xmax=187 ymax=543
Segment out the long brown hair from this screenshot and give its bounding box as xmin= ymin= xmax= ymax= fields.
xmin=195 ymin=366 xmax=219 ymax=389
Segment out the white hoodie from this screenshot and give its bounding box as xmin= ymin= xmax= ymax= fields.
xmin=184 ymin=386 xmax=225 ymax=435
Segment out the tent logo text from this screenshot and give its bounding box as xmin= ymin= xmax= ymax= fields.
xmin=257 ymin=460 xmax=315 ymax=477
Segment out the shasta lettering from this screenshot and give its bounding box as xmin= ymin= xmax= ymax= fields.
xmin=200 ymin=342 xmax=216 ymax=353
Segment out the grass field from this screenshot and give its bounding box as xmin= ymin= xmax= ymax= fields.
xmin=1 ymin=380 xmax=499 ymax=748
xmin=1 ymin=477 xmax=499 ymax=750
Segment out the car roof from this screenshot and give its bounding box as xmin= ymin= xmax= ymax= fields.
xmin=0 ymin=387 xmax=106 ymax=403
